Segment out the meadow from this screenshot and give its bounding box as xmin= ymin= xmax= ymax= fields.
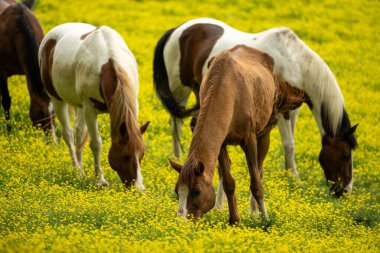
xmin=1 ymin=0 xmax=379 ymax=252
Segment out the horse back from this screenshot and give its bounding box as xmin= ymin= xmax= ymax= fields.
xmin=201 ymin=45 xmax=276 ymax=139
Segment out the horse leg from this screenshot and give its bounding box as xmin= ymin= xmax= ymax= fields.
xmin=218 ymin=144 xmax=240 ymax=225
xmin=83 ymin=105 xmax=108 ymax=186
xmin=214 ymin=169 xmax=226 ymax=210
xmin=249 ymin=131 xmax=270 ymax=216
xmin=278 ymin=115 xmax=299 ymax=177
xmin=0 ymin=77 xmax=11 ymax=132
xmin=53 ymin=100 xmax=84 ymax=176
xmin=241 ymin=135 xmax=268 ymax=218
xmin=74 ymin=108 xmax=87 ymax=169
xmin=170 ymin=115 xmax=183 ymax=157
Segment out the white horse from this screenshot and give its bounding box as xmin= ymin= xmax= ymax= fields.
xmin=153 ymin=18 xmax=357 ymax=203
xmin=39 ymin=23 xmax=149 ymax=189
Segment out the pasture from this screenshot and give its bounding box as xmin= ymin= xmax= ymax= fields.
xmin=1 ymin=0 xmax=379 ymax=252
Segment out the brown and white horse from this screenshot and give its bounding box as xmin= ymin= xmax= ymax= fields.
xmin=39 ymin=23 xmax=149 ymax=189
xmin=154 ymin=18 xmax=358 ymax=197
xmin=169 ymin=45 xmax=303 ymax=224
xmin=0 ymin=0 xmax=54 ymax=132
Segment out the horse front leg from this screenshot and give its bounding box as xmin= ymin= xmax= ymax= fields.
xmin=83 ymin=105 xmax=108 ymax=187
xmin=250 ymin=131 xmax=271 ymax=216
xmin=278 ymin=115 xmax=299 ymax=177
xmin=241 ymin=134 xmax=268 ymax=219
xmin=0 ymin=77 xmax=11 ymax=132
xmin=218 ymin=144 xmax=239 ymax=225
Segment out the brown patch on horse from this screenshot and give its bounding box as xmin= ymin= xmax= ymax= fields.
xmin=80 ymin=27 xmax=100 ymax=40
xmin=40 ymin=39 xmax=62 ymax=101
xmin=99 ymin=58 xmax=118 ymax=106
xmin=179 ymin=23 xmax=224 ymax=87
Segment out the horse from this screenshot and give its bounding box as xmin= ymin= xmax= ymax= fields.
xmin=0 ymin=0 xmax=54 ymax=132
xmin=169 ymin=45 xmax=304 ymax=224
xmin=154 ymin=18 xmax=358 ymax=197
xmin=38 ymin=23 xmax=149 ymax=189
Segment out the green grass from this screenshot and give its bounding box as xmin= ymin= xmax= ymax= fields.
xmin=0 ymin=0 xmax=379 ymax=252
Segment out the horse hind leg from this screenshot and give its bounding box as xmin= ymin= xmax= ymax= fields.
xmin=170 ymin=116 xmax=183 ymax=157
xmin=83 ymin=105 xmax=108 ymax=187
xmin=53 ymin=100 xmax=84 ymax=177
xmin=214 ymin=175 xmax=227 ymax=210
xmin=249 ymin=131 xmax=271 ymax=216
xmin=74 ymin=108 xmax=88 ymax=170
xmin=0 ymin=77 xmax=12 ymax=132
xmin=278 ymin=115 xmax=299 ymax=177
xmin=241 ymin=135 xmax=268 ymax=219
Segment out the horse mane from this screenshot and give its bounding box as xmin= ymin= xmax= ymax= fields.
xmin=274 ymin=77 xmax=304 ymax=114
xmin=103 ymin=28 xmax=143 ymax=151
xmin=178 ymin=54 xmax=227 ymax=185
xmin=194 ymin=52 xmax=225 ymax=137
xmin=12 ymin=3 xmax=48 ymax=99
xmin=293 ymin=32 xmax=345 ymax=136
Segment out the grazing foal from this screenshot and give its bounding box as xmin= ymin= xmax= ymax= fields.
xmin=39 ymin=23 xmax=149 ymax=189
xmin=170 ymin=45 xmax=303 ymax=224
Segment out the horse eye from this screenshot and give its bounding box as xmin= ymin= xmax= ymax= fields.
xmin=191 ymin=190 xmax=201 ymax=197
xmin=123 ymin=155 xmax=131 ymax=161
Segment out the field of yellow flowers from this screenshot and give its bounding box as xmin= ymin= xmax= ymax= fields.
xmin=1 ymin=0 xmax=379 ymax=252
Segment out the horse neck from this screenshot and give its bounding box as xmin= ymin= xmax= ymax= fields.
xmin=302 ymin=53 xmax=346 ymax=137
xmin=270 ymin=31 xmax=345 ymax=137
xmin=14 ymin=4 xmax=48 ymax=101
xmin=187 ymin=67 xmax=234 ymax=178
xmin=108 ymin=66 xmax=141 ymax=149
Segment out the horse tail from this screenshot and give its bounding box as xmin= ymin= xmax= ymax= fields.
xmin=14 ymin=4 xmax=49 ymax=100
xmin=153 ymin=28 xmax=197 ymax=118
xmin=22 ymin=0 xmax=35 ymax=9
xmin=275 ymin=78 xmax=304 ymax=114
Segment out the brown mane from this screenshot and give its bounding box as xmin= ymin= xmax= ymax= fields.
xmin=109 ymin=64 xmax=144 ymax=152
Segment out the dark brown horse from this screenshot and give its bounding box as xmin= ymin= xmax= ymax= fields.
xmin=0 ymin=0 xmax=53 ymax=132
xmin=169 ymin=45 xmax=303 ymax=224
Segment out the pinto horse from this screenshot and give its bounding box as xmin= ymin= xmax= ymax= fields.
xmin=169 ymin=45 xmax=303 ymax=224
xmin=154 ymin=18 xmax=358 ymax=196
xmin=39 ymin=23 xmax=149 ymax=189
xmin=0 ymin=0 xmax=53 ymax=132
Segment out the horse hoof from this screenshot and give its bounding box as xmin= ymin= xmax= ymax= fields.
xmin=96 ymin=180 xmax=109 ymax=189
xmin=213 ymin=203 xmax=224 ymax=210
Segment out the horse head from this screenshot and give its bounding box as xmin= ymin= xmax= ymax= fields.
xmin=29 ymin=95 xmax=54 ymax=133
xmin=170 ymin=159 xmax=215 ymax=221
xmin=319 ymin=124 xmax=358 ymax=197
xmin=108 ymin=121 xmax=149 ymax=190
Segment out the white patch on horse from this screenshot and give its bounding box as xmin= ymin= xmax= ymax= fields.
xmin=177 ymin=184 xmax=189 ymax=218
xmin=345 ymin=152 xmax=354 ymax=194
xmin=134 ymin=154 xmax=145 ymax=191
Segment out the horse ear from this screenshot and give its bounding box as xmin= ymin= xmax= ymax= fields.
xmin=345 ymin=124 xmax=358 ymax=138
xmin=119 ymin=122 xmax=128 ymax=140
xmin=169 ymin=159 xmax=182 ymax=173
xmin=207 ymin=57 xmax=216 ymax=69
xmin=140 ymin=121 xmax=150 ymax=135
xmin=195 ymin=161 xmax=205 ymax=175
